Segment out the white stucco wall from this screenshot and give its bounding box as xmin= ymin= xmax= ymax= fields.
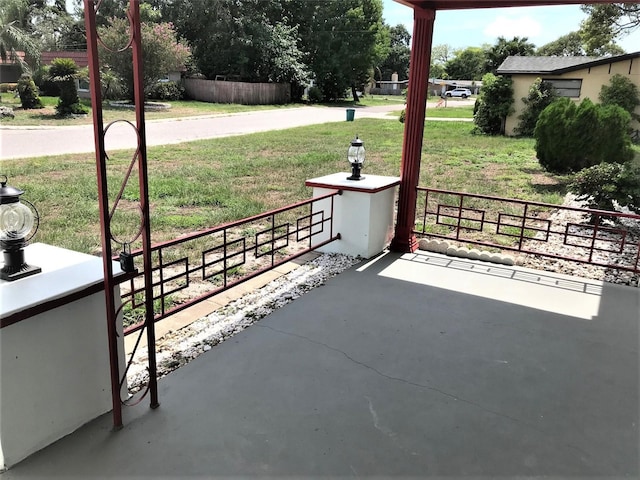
xmin=0 ymin=244 xmax=125 ymax=470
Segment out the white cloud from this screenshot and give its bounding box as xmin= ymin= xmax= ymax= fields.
xmin=483 ymin=15 xmax=542 ymax=40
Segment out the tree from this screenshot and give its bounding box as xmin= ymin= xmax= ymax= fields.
xmin=514 ymin=78 xmax=557 ymax=137
xmin=445 ymin=47 xmax=485 ymax=80
xmin=599 ymin=74 xmax=640 ymax=121
xmin=27 ymin=0 xmax=74 ymax=51
xmin=0 ymin=0 xmax=40 ymax=69
xmin=156 ymin=0 xmax=309 ymax=99
xmin=580 ymin=3 xmax=640 ymax=55
xmin=302 ymin=0 xmax=387 ymax=101
xmin=536 ymin=30 xmax=624 ymax=57
xmin=537 ymin=32 xmax=585 ymax=56
xmin=430 ymin=43 xmax=452 ymax=79
xmin=484 ymin=36 xmax=535 ymax=74
xmin=378 ymin=24 xmax=410 ymax=81
xmin=159 ymin=0 xmax=386 ymax=102
xmin=473 ymin=73 xmax=514 ymax=135
xmin=98 ymin=18 xmax=191 ymax=101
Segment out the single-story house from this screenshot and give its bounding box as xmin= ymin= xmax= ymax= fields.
xmin=497 ymin=51 xmax=640 ymax=136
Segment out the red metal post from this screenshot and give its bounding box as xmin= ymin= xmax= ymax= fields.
xmin=129 ymin=0 xmax=160 ymax=409
xmin=390 ymin=7 xmax=436 ymax=253
xmin=83 ymin=0 xmax=123 ymax=429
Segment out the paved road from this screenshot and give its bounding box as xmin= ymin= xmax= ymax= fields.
xmin=0 ymin=105 xmax=407 ymax=160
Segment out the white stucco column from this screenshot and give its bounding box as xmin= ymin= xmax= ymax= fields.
xmin=0 ymin=243 xmax=125 ymax=470
xmin=306 ymin=173 xmax=400 ymax=259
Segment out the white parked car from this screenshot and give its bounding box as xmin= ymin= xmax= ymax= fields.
xmin=445 ymin=88 xmax=472 ymax=98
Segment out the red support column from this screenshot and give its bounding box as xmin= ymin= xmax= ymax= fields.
xmin=129 ymin=0 xmax=159 ymax=410
xmin=390 ymin=7 xmax=436 ymax=253
xmin=83 ymin=0 xmax=123 ymax=429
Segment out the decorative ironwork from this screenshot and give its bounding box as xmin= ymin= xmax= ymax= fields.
xmin=116 ymin=191 xmax=340 ymax=336
xmin=84 ymin=0 xmax=159 ymax=428
xmin=416 ymin=187 xmax=640 ymax=274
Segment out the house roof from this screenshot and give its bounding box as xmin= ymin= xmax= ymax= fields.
xmin=41 ymin=51 xmax=89 ymax=68
xmin=497 ymin=51 xmax=640 ymax=75
xmin=393 ymin=0 xmax=616 ymax=11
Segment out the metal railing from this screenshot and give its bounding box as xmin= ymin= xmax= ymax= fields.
xmin=117 ymin=190 xmax=341 ymax=336
xmin=415 ymin=187 xmax=640 ymax=273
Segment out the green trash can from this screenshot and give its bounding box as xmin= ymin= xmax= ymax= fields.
xmin=346 ymin=108 xmax=355 ymax=121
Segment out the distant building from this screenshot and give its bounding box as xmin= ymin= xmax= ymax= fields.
xmin=428 ymin=78 xmax=482 ymax=97
xmin=0 ymin=51 xmax=27 ymax=83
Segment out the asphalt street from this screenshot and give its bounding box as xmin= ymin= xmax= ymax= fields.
xmin=0 ymin=105 xmax=407 ymax=160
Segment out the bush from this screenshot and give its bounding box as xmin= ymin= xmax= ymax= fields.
xmin=473 ymin=73 xmax=514 ymax=135
xmin=147 ymin=81 xmax=184 ymax=100
xmin=514 ymin=78 xmax=557 ymax=137
xmin=535 ymin=97 xmax=633 ymax=174
xmin=307 ymin=86 xmax=323 ymax=103
xmin=100 ymin=68 xmax=125 ymax=100
xmin=570 ymin=157 xmax=640 ymax=214
xmin=33 ymin=66 xmax=58 ymax=97
xmin=599 ymin=74 xmax=640 ymax=121
xmin=0 ymin=83 xmax=18 ymax=93
xmin=49 ymin=58 xmax=88 ymax=116
xmin=16 ymin=74 xmax=44 ymax=109
xmin=98 ymin=19 xmax=191 ymax=101
xmin=399 ymin=108 xmax=406 ymax=123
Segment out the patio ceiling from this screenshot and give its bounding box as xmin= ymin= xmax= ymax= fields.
xmin=393 ymin=0 xmax=618 ymax=10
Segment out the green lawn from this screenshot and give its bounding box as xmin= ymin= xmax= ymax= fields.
xmin=1 ymin=118 xmax=568 ymax=255
xmin=426 ymin=104 xmax=474 ymax=118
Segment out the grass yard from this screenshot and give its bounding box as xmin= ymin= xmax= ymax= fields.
xmin=1 ymin=118 xmax=568 ymax=256
xmin=426 ymin=104 xmax=474 ymax=118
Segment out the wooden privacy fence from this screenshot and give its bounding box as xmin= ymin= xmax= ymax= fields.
xmin=184 ymin=78 xmax=291 ymax=105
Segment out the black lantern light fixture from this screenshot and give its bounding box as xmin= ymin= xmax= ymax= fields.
xmin=0 ymin=175 xmax=41 ymax=281
xmin=347 ymin=135 xmax=365 ymax=181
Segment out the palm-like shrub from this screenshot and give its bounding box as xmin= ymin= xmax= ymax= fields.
xmin=48 ymin=57 xmax=87 ymax=116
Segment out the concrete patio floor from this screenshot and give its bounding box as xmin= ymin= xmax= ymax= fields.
xmin=3 ymin=250 xmax=639 ymax=478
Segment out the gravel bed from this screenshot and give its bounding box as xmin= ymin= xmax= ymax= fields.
xmin=519 ymin=194 xmax=640 ymax=287
xmin=125 ymin=253 xmax=360 ymax=395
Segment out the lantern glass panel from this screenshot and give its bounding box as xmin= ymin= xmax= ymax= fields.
xmin=0 ymin=202 xmax=34 ymax=240
xmin=348 ymin=145 xmax=365 ymax=165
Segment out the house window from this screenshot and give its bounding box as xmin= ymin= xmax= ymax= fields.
xmin=542 ymin=78 xmax=582 ymax=98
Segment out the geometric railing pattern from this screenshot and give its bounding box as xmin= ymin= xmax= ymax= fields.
xmin=118 ymin=190 xmax=341 ymax=336
xmin=416 ymin=187 xmax=640 ymax=273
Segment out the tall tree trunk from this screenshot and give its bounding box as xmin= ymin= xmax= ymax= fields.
xmin=351 ymin=84 xmax=359 ymax=102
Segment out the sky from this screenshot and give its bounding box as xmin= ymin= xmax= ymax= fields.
xmin=382 ymin=0 xmax=640 ymax=53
